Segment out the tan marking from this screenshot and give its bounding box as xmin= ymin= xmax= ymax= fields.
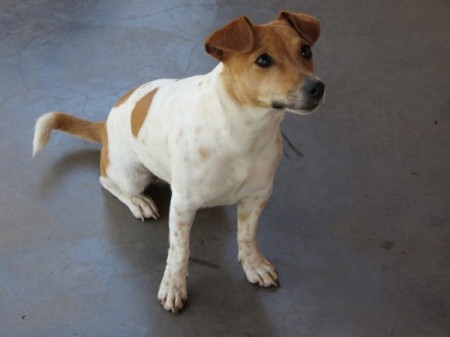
xmin=220 ymin=20 xmax=315 ymax=108
xmin=258 ymin=199 xmax=268 ymax=210
xmin=100 ymin=126 xmax=109 ymax=177
xmin=131 ymin=89 xmax=158 ymax=137
xmin=239 ymin=213 xmax=249 ymax=222
xmin=114 ymin=86 xmax=138 ymax=108
xmin=198 ymin=147 xmax=211 ymax=160
xmin=205 ymin=16 xmax=254 ymax=61
xmin=277 ymin=11 xmax=320 ymax=46
xmin=53 ymin=113 xmax=104 ymax=143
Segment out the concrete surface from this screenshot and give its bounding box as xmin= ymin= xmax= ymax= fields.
xmin=1 ymin=0 xmax=449 ymax=336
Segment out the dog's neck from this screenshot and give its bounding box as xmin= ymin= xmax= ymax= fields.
xmin=208 ymin=63 xmax=285 ymax=134
xmin=194 ymin=63 xmax=284 ymax=157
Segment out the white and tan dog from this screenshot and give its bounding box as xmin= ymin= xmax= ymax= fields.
xmin=33 ymin=11 xmax=325 ymax=313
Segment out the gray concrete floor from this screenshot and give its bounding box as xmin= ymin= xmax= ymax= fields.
xmin=1 ymin=0 xmax=449 ymax=336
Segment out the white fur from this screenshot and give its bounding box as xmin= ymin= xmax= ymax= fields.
xmin=33 ymin=112 xmax=58 ymax=157
xmin=33 ymin=10 xmax=325 ymax=314
xmin=102 ymin=64 xmax=285 ymax=312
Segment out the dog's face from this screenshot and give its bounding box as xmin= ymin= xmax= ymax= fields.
xmin=205 ymin=11 xmax=325 ymax=115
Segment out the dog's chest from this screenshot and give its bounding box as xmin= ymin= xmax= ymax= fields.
xmin=140 ymin=123 xmax=281 ymax=207
xmin=129 ymin=71 xmax=283 ymax=206
xmin=188 ymin=131 xmax=282 ymax=207
xmin=203 ymin=156 xmax=277 ymax=207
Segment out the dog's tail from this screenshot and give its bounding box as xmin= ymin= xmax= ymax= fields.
xmin=32 ymin=112 xmax=105 ymax=157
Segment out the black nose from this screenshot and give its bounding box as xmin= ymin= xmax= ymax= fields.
xmin=304 ymin=78 xmax=325 ymax=100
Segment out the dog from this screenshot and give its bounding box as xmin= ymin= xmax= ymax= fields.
xmin=33 ymin=11 xmax=325 ymax=313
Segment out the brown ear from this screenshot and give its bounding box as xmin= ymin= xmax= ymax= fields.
xmin=277 ymin=11 xmax=320 ymax=46
xmin=204 ymin=16 xmax=254 ymax=60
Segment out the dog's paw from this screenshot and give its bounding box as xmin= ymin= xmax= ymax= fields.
xmin=158 ymin=273 xmax=188 ymax=313
xmin=241 ymin=256 xmax=280 ymax=288
xmin=129 ymin=195 xmax=159 ymax=221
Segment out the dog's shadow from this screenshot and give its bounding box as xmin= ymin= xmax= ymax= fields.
xmin=36 ymin=148 xmax=101 ymax=194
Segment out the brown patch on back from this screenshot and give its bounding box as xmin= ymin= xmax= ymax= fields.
xmin=100 ymin=126 xmax=109 ymax=177
xmin=114 ymin=86 xmax=138 ymax=108
xmin=131 ymin=89 xmax=158 ymax=137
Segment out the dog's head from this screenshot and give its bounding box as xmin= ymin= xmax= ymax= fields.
xmin=205 ymin=11 xmax=324 ymax=115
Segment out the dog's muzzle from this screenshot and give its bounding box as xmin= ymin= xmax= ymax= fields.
xmin=271 ymin=76 xmax=325 ymax=114
xmin=303 ymin=76 xmax=325 ymax=103
xmin=297 ymin=76 xmax=325 ymax=112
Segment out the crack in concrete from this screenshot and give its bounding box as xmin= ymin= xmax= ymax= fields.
xmin=181 ymin=41 xmax=201 ymax=77
xmin=0 ymin=34 xmax=38 ymax=60
xmin=17 ymin=53 xmax=30 ymax=92
xmin=0 ymin=92 xmax=28 ymax=112
xmin=0 ymin=36 xmax=39 ymax=108
xmin=3 ymin=1 xmax=283 ymax=114
xmin=124 ymin=3 xmax=215 ymax=21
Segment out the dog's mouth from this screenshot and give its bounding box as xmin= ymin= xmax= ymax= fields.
xmin=271 ymin=100 xmax=321 ymax=115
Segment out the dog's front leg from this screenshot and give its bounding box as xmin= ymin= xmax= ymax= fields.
xmin=158 ymin=199 xmax=196 ymax=313
xmin=238 ymin=193 xmax=280 ymax=288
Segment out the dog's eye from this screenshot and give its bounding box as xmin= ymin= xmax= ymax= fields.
xmin=255 ymin=53 xmax=274 ymax=68
xmin=301 ymin=45 xmax=312 ymax=60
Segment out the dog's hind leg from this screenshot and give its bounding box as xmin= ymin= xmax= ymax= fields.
xmin=99 ymin=131 xmax=159 ymax=221
xmin=100 ymin=173 xmax=159 ymax=221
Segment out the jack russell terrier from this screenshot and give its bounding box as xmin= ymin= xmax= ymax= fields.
xmin=33 ymin=11 xmax=325 ymax=313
